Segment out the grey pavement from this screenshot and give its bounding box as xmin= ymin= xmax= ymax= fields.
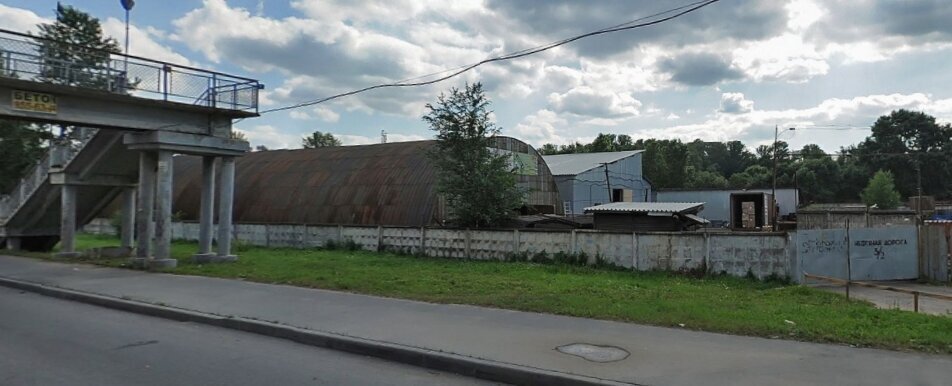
xmin=815 ymin=282 xmax=952 ymax=316
xmin=0 ymin=286 xmax=494 ymax=386
xmin=1 ymin=255 xmax=951 ymax=386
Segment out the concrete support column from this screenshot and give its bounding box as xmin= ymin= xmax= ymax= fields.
xmin=5 ymin=237 xmax=21 ymax=251
xmin=120 ymin=188 xmax=136 ymax=250
xmin=151 ymin=150 xmax=177 ymax=269
xmin=193 ymin=156 xmax=217 ymax=263
xmin=56 ymin=185 xmax=81 ymax=258
xmin=215 ymin=156 xmax=237 ymax=262
xmin=134 ymin=152 xmax=157 ymax=266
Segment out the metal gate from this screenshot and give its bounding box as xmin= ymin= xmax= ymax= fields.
xmin=798 ymin=225 xmax=918 ymax=281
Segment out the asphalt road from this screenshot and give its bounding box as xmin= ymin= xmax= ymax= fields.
xmin=0 ymin=287 xmax=498 ymax=386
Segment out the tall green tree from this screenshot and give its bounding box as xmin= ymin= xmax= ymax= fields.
xmin=424 ymin=83 xmax=523 ymax=227
xmin=36 ymin=3 xmax=121 ymax=88
xmin=302 ymin=131 xmax=342 ymax=148
xmin=861 ymin=170 xmax=902 ymax=209
xmin=851 ymin=110 xmax=952 ymax=198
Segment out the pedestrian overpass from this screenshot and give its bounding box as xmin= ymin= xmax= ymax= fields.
xmin=0 ymin=28 xmax=260 ymax=268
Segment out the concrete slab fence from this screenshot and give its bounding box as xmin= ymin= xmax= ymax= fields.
xmin=84 ymin=219 xmax=796 ymax=280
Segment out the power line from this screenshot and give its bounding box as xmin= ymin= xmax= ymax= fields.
xmin=258 ymin=0 xmax=720 ymax=115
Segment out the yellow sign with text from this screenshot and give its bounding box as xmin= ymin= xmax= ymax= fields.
xmin=12 ymin=90 xmax=57 ymax=114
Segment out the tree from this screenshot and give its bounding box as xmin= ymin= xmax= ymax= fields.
xmin=254 ymin=145 xmax=269 ymax=152
xmin=861 ymin=170 xmax=902 ymax=209
xmin=229 ymin=130 xmax=248 ymax=141
xmin=36 ymin=3 xmax=121 ymax=89
xmin=851 ymin=110 xmax=952 ymax=198
xmin=729 ymin=165 xmax=771 ymax=189
xmin=538 ymin=143 xmax=558 ymax=155
xmin=0 ymin=121 xmax=52 ymax=193
xmin=302 ymin=131 xmax=341 ymax=148
xmin=424 ymin=83 xmax=523 ymax=227
xmin=684 ymin=165 xmax=728 ymax=189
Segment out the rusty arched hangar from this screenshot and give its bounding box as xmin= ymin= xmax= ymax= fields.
xmin=170 ymin=136 xmax=562 ymax=226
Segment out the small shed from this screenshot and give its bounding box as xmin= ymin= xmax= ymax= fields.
xmin=584 ymin=202 xmax=708 ymax=232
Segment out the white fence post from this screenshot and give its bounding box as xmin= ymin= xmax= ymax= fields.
xmin=420 ymin=227 xmax=427 ymax=256
xmin=632 ymin=232 xmax=639 ymax=270
xmin=571 ymin=229 xmax=577 ymax=254
xmin=513 ymin=229 xmax=520 ymax=257
xmin=464 ymin=228 xmax=472 ymax=258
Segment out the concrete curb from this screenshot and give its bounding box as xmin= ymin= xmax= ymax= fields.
xmin=0 ymin=276 xmax=637 ymax=386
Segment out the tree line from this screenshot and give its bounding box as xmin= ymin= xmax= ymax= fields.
xmin=538 ymin=110 xmax=952 ymax=204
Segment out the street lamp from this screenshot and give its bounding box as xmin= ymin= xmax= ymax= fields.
xmin=772 ymin=125 xmax=795 ymax=230
xmin=120 ymin=0 xmax=135 ymax=72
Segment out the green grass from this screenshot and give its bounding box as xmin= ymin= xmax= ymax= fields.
xmin=18 ymin=234 xmax=952 ymax=354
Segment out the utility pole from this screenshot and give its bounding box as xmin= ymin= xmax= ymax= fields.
xmin=601 ymin=162 xmax=613 ymax=203
xmin=772 ymin=125 xmax=795 ymax=231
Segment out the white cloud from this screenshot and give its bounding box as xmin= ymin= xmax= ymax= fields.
xmin=101 ymin=19 xmax=191 ymax=65
xmin=235 ymin=125 xmax=302 ymax=149
xmin=289 ymin=106 xmax=341 ymax=122
xmin=0 ymin=4 xmax=46 ymax=33
xmin=510 ymin=109 xmax=568 ymax=145
xmin=547 ymin=87 xmax=641 ymax=119
xmin=643 ymin=93 xmax=952 ymax=151
xmin=336 ymin=133 xmax=427 ymax=145
xmin=719 ymin=93 xmax=754 ymax=114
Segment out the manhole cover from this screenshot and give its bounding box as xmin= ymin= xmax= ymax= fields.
xmin=556 ymin=343 xmax=629 ymax=363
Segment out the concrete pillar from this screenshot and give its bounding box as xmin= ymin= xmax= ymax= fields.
xmin=120 ymin=188 xmax=136 ymax=249
xmin=5 ymin=237 xmax=21 ymax=251
xmin=193 ymin=156 xmax=217 ymax=263
xmin=134 ymin=152 xmax=157 ymax=266
xmin=215 ymin=156 xmax=237 ymax=262
xmin=151 ymin=150 xmax=177 ymax=269
xmin=56 ymin=185 xmax=81 ymax=258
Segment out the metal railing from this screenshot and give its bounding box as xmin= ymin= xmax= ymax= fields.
xmin=805 ymin=273 xmax=952 ymax=313
xmin=0 ymin=128 xmax=99 ymax=223
xmin=0 ymin=28 xmax=260 ymax=112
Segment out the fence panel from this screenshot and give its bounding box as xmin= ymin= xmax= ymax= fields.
xmin=576 ymin=231 xmax=634 ymax=267
xmin=267 ymin=225 xmax=306 ymax=248
xmin=518 ymin=230 xmax=571 ymax=258
xmin=381 ymin=227 xmax=423 ymax=254
xmin=710 ymin=234 xmax=790 ymax=279
xmin=423 ymin=228 xmax=466 ymax=258
xmin=234 ymin=224 xmax=268 ymax=246
xmin=469 ymin=230 xmax=514 ymax=260
xmin=304 ymin=225 xmax=339 ymax=248
xmin=340 ymin=226 xmax=379 ymax=251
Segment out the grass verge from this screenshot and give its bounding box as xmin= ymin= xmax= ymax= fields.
xmin=12 ymin=233 xmax=952 ymax=354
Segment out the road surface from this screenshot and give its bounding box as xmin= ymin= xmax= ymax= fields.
xmin=0 ymin=286 xmax=498 ymax=386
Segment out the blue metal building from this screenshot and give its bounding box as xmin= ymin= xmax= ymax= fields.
xmin=542 ymin=151 xmax=652 ymax=216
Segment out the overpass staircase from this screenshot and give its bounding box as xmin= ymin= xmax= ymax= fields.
xmin=0 ymin=128 xmax=138 ymax=250
xmin=0 ymin=28 xmax=260 ymax=252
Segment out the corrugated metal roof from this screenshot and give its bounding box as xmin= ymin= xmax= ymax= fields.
xmin=683 ymin=213 xmax=711 ymax=224
xmin=542 ymin=150 xmax=643 ymax=176
xmin=583 ymin=202 xmax=704 ymax=214
xmin=171 ymin=137 xmax=562 ymax=226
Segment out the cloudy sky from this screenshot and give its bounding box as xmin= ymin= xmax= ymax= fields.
xmin=3 ymin=0 xmax=952 ymax=151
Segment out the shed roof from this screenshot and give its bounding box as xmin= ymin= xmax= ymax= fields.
xmin=583 ymin=202 xmax=704 ymax=214
xmin=542 ymin=150 xmax=642 ymax=176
